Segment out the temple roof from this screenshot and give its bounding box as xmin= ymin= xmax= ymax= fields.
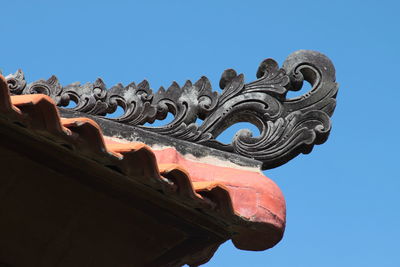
xmin=0 ymin=74 xmax=285 ymax=266
xmin=0 ymin=50 xmax=338 ymax=266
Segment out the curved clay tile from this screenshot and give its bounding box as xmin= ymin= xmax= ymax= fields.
xmin=152 ymin=147 xmax=286 ymax=250
xmin=0 ymin=73 xmax=286 ymax=258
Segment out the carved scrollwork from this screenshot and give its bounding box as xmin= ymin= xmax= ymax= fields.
xmin=5 ymin=69 xmax=26 ymax=95
xmin=5 ymin=50 xmax=338 ymax=169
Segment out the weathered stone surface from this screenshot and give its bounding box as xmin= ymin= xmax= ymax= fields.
xmin=5 ymin=50 xmax=338 ymax=170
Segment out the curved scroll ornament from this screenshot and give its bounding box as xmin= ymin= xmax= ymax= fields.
xmin=5 ymin=50 xmax=338 ymax=169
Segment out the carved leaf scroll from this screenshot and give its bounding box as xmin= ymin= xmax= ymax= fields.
xmin=5 ymin=50 xmax=338 ymax=169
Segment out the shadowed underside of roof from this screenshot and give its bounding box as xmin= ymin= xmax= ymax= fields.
xmin=0 ymin=75 xmax=286 ymax=266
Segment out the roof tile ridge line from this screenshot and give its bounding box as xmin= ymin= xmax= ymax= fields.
xmin=147 ymin=144 xmax=264 ymax=174
xmin=60 ymin=117 xmax=111 ymax=156
xmin=0 ymin=79 xmax=222 ymax=207
xmin=192 ymin=181 xmax=235 ymax=217
xmin=1 ymin=73 xmax=71 ymax=136
xmin=0 ymin=80 xmax=228 ymax=218
xmin=1 ymin=75 xmax=285 ymax=252
xmin=103 ymin=142 xmax=240 ymax=222
xmin=158 ymin=164 xmax=200 ymax=199
xmin=10 ymin=94 xmax=67 ymax=134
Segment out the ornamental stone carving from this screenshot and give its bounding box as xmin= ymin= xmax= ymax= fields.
xmin=5 ymin=50 xmax=338 ymax=169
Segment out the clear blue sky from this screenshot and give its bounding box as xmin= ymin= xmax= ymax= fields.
xmin=1 ymin=1 xmax=399 ymax=266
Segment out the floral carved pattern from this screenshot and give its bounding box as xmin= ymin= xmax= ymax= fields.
xmin=5 ymin=50 xmax=338 ymax=169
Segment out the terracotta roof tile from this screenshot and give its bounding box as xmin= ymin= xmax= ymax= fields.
xmin=0 ymin=74 xmax=286 ymax=253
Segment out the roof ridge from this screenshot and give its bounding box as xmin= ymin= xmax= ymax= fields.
xmin=0 ymin=73 xmax=286 ymax=253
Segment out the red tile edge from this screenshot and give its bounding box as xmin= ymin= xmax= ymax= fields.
xmin=0 ymin=74 xmax=286 ymax=251
xmin=151 ymin=147 xmax=286 ymax=250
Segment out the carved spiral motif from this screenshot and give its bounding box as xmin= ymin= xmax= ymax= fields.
xmin=5 ymin=70 xmax=26 ymax=95
xmin=4 ymin=50 xmax=338 ymax=169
